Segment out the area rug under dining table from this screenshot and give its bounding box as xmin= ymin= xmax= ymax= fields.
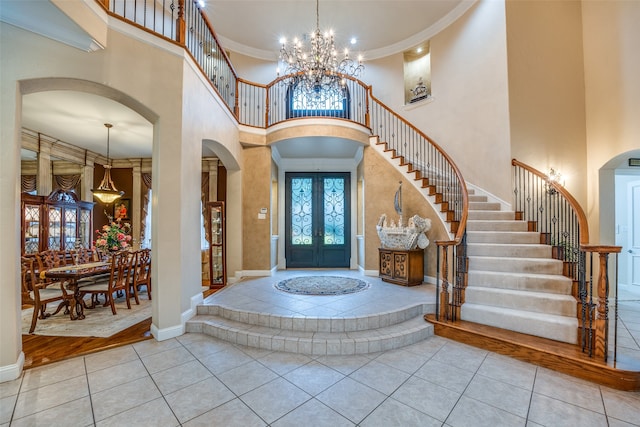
xmin=21 ymin=293 xmax=151 ymax=338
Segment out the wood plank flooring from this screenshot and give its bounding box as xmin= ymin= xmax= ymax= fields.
xmin=425 ymin=314 xmax=640 ymax=391
xmin=23 ymin=288 xmax=221 ymax=370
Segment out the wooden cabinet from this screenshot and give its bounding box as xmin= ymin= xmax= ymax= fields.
xmin=21 ymin=190 xmax=94 ymax=255
xmin=379 ymin=248 xmax=424 ymax=286
xmin=206 ymin=201 xmax=226 ymax=288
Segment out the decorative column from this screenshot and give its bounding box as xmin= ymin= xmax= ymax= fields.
xmin=132 ymin=161 xmax=142 ymax=249
xmin=82 ymin=153 xmax=97 ymax=203
xmin=37 ymin=139 xmax=53 ymax=195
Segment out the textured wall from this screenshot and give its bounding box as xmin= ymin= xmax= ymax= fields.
xmin=363 ymin=145 xmax=450 ymax=278
xmin=242 ymin=146 xmax=273 ymax=270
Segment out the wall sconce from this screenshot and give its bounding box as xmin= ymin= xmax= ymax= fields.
xmin=546 ymin=168 xmax=564 ymax=195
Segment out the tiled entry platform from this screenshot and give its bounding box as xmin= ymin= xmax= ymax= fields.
xmin=187 ymin=271 xmax=436 ymax=355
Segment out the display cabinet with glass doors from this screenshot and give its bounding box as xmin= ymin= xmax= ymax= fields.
xmin=21 ymin=190 xmax=94 ymax=255
xmin=206 ymin=201 xmax=226 ymax=288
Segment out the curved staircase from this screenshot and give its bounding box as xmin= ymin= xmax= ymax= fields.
xmin=373 ymin=137 xmax=578 ymax=345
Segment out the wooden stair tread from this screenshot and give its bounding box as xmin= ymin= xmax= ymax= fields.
xmin=425 ymin=314 xmax=640 ymax=391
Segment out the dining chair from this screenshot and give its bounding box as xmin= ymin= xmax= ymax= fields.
xmin=79 ymin=251 xmax=133 ymax=315
xmin=35 ymin=250 xmax=67 ymax=280
xmin=130 ymin=248 xmax=151 ymax=301
xmin=21 ymin=256 xmax=69 ymax=334
xmin=71 ymin=247 xmax=94 ymax=264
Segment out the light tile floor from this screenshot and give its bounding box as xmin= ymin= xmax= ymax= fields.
xmin=3 ymin=333 xmax=640 ymax=426
xmin=2 ymin=272 xmax=640 ymax=426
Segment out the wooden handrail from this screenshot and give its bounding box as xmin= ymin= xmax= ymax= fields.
xmin=370 ymin=92 xmax=469 ymax=243
xmin=512 ymin=158 xmax=589 ymax=244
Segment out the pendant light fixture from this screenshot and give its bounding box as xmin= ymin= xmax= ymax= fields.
xmin=91 ymin=123 xmax=124 ymax=204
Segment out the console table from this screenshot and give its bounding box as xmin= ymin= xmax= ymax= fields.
xmin=379 ymin=248 xmax=424 ymax=286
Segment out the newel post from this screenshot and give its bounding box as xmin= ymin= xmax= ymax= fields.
xmin=176 ymin=0 xmax=186 ymax=45
xmin=436 ymin=241 xmax=454 ymax=321
xmin=582 ymin=245 xmax=621 ymax=361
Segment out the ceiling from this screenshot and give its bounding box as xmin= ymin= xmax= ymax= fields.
xmin=17 ymin=0 xmax=471 ymax=162
xmin=205 ymin=0 xmax=468 ymax=60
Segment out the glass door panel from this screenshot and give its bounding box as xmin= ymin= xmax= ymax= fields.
xmin=79 ymin=208 xmax=92 ymax=248
xmin=206 ymin=202 xmax=226 ymax=288
xmin=24 ymin=204 xmax=40 ymax=254
xmin=285 ymin=172 xmax=350 ymax=268
xmin=48 ymin=207 xmax=62 ymax=251
xmin=64 ymin=208 xmax=77 ymax=250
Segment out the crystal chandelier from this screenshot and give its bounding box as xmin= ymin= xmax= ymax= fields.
xmin=92 ymin=123 xmax=124 ymax=204
xmin=278 ymin=0 xmax=364 ymax=96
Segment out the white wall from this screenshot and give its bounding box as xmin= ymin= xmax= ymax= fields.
xmin=0 ymin=12 xmax=243 ymax=377
xmin=582 ymin=1 xmax=640 ymax=245
xmin=230 ymin=1 xmax=513 ymax=202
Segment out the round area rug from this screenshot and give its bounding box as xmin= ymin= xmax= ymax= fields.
xmin=274 ymin=276 xmax=370 ymax=296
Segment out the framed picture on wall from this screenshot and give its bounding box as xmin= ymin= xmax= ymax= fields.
xmin=113 ymin=198 xmax=130 ymax=221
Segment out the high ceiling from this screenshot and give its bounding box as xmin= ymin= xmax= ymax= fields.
xmin=205 ymin=0 xmax=469 ymax=60
xmin=16 ymin=0 xmax=473 ymax=161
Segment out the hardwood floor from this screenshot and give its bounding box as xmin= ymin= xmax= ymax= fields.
xmin=425 ymin=314 xmax=640 ymax=391
xmin=22 ymin=318 xmax=153 ymax=370
xmin=23 ymin=288 xmax=221 ymax=370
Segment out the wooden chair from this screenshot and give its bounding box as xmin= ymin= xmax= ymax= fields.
xmin=79 ymin=251 xmax=133 ymax=315
xmin=129 ymin=249 xmax=151 ymax=302
xmin=21 ymin=256 xmax=69 ymax=334
xmin=35 ymin=250 xmax=68 ymax=279
xmin=70 ymin=247 xmax=94 ymax=264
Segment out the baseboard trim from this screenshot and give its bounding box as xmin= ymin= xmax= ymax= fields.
xmin=0 ymin=352 xmax=24 ymax=383
xmin=150 ymin=323 xmax=184 ymax=341
xmin=241 ymin=269 xmax=277 ymax=277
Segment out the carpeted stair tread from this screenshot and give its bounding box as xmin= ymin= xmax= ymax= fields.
xmin=467 ymin=243 xmax=552 ymax=258
xmin=468 ymin=255 xmax=564 ymax=274
xmin=467 ymin=270 xmax=573 ymax=294
xmin=460 ymin=303 xmax=578 ymax=344
xmin=469 ymin=201 xmax=501 ymax=210
xmin=467 ymin=231 xmax=541 ymax=244
xmin=468 ymin=210 xmax=516 ymax=220
xmin=464 ymin=286 xmax=576 ymax=316
xmin=466 ymin=220 xmax=529 ymax=231
xmin=186 ymin=314 xmax=433 ymax=355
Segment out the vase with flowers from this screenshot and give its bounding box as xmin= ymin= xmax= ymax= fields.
xmin=95 ymin=215 xmax=132 ymax=254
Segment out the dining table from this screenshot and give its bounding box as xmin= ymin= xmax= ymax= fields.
xmin=43 ymin=261 xmax=111 ymax=320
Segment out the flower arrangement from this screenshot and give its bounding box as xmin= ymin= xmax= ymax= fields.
xmin=95 ymin=216 xmax=132 ymax=252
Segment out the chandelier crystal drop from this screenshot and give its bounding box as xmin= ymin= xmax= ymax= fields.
xmin=91 ymin=123 xmax=124 ymax=204
xmin=278 ymin=0 xmax=364 ymax=96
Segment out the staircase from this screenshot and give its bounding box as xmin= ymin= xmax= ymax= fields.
xmin=373 ymin=139 xmax=578 ymax=345
xmin=462 ymin=192 xmax=578 ymax=344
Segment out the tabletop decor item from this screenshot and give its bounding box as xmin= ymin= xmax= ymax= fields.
xmin=95 ymin=216 xmax=132 ymax=252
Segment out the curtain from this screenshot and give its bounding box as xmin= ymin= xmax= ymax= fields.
xmin=54 ymin=174 xmax=81 ymax=192
xmin=21 ymin=175 xmax=37 ymax=193
xmin=140 ymin=173 xmax=152 ymax=243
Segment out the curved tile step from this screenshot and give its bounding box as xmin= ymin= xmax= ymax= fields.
xmin=186 ymin=315 xmax=434 ymax=355
xmin=195 ymin=303 xmax=432 ymax=333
